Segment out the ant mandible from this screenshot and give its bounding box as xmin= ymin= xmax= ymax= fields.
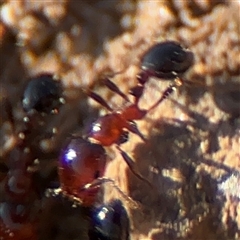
xmin=85 ymin=40 xmax=194 ymax=184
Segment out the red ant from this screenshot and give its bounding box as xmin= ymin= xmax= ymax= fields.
xmin=58 ymin=41 xmax=194 ymax=204
xmin=84 ymin=41 xmax=194 ymax=185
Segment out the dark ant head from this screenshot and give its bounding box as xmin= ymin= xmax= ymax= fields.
xmin=58 ymin=137 xmax=107 ymax=206
xmin=22 ymin=73 xmax=63 ymax=114
xmin=140 ymin=41 xmax=194 ymax=82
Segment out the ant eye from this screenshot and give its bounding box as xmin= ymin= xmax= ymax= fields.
xmin=141 ymin=41 xmax=194 ymax=79
xmin=22 ymin=73 xmax=63 ymax=114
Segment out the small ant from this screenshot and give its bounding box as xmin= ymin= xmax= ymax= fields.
xmin=85 ymin=41 xmax=194 ymax=185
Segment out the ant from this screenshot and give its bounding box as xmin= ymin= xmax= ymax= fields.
xmin=45 ymin=41 xmax=194 ymax=239
xmin=85 ymin=40 xmax=194 ymax=185
xmin=0 ymin=74 xmax=64 ymax=240
xmin=55 ymin=40 xmax=194 ymax=239
xmin=58 ymin=40 xmax=194 ymax=205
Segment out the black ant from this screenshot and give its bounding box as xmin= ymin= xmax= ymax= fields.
xmin=0 ymin=74 xmax=63 ymax=239
xmin=89 ymin=199 xmax=130 ymax=240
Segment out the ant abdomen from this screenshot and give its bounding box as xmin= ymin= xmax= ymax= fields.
xmin=140 ymin=41 xmax=194 ymax=81
xmin=58 ymin=137 xmax=107 ymax=206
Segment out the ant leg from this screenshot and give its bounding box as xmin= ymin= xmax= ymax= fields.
xmin=147 ymin=77 xmax=183 ymax=113
xmin=87 ymin=91 xmax=113 ymax=112
xmin=127 ymin=121 xmax=146 ymax=142
xmin=116 ymin=131 xmax=129 ymax=145
xmin=116 ymin=145 xmax=153 ymax=188
xmin=103 ymin=78 xmax=130 ymax=102
xmin=136 ymin=70 xmax=151 ymax=85
xmin=129 ymin=70 xmax=153 ymax=105
xmin=129 ymin=85 xmax=144 ymax=105
xmin=46 ymin=188 xmax=85 ymax=206
xmin=81 ymin=177 xmax=140 ymax=209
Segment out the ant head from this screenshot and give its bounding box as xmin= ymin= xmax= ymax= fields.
xmin=89 ymin=199 xmax=130 ymax=240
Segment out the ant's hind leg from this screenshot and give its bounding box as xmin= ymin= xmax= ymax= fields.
xmin=81 ymin=177 xmax=140 ymax=209
xmin=116 ymin=145 xmax=153 ymax=188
